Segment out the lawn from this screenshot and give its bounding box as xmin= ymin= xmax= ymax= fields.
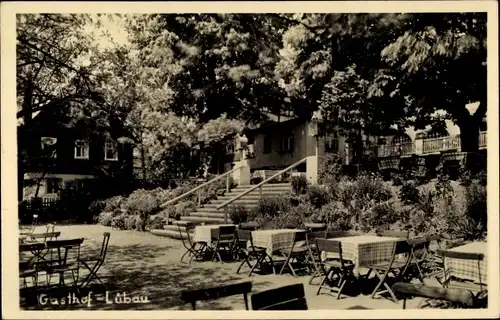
xmin=20 ymin=224 xmax=431 ymax=310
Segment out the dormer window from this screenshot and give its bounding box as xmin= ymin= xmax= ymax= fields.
xmin=104 ymin=141 xmax=118 ymax=161
xmin=41 ymin=137 xmax=57 ymax=158
xmin=74 ymin=140 xmax=89 ymax=159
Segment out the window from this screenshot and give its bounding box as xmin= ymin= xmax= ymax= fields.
xmin=46 ymin=178 xmax=61 ymax=194
xmin=74 ymin=140 xmax=89 ymax=159
xmin=280 ymin=133 xmax=294 ymax=152
xmin=104 ymin=141 xmax=118 ymax=161
xmin=325 ymin=132 xmax=338 ymax=153
xmin=263 ymin=135 xmax=272 ymax=154
xmin=41 ymin=137 xmax=57 ymax=158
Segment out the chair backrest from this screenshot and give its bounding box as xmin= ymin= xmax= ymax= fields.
xmin=393 ymin=239 xmax=411 ymax=255
xmin=408 ymin=237 xmax=430 ymax=256
xmin=382 ymin=230 xmax=410 ymax=239
xmin=46 ymin=238 xmax=84 ymax=249
xmin=294 ymin=230 xmax=308 ymax=242
xmin=19 ymin=242 xmax=45 ymax=253
xmin=326 ymin=230 xmax=350 ymax=239
xmin=236 ymin=229 xmax=252 ymax=242
xmin=177 ymin=222 xmax=195 ymax=248
xmin=239 ymin=222 xmax=260 ymax=231
xmin=251 ymin=283 xmax=308 ymax=310
xmin=29 ymin=231 xmax=61 ymax=242
xmin=391 ymin=282 xmax=475 ymax=308
xmin=316 ymin=238 xmax=342 ymax=254
xmin=98 ymin=232 xmax=111 ymax=261
xmin=436 ymin=249 xmax=484 ymax=261
xmin=306 ymin=231 xmax=326 ymax=245
xmin=181 ymin=281 xmax=252 ymax=310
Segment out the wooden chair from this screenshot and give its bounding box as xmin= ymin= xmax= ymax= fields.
xmin=381 ymin=230 xmax=410 ymax=239
xmin=251 ymin=283 xmax=308 ymax=310
xmin=78 ymin=232 xmax=110 ymax=289
xmin=392 ymin=282 xmax=476 ymax=309
xmin=235 ymin=230 xmax=274 ymax=276
xmin=436 ymin=249 xmax=486 ymax=297
xmin=279 ymin=231 xmax=310 ymax=277
xmin=180 ymin=281 xmax=252 ymax=310
xmin=423 ymin=234 xmax=445 ymax=280
xmin=404 ymin=237 xmax=431 ymax=284
xmin=315 ymin=239 xmax=357 ymax=299
xmin=326 ymin=230 xmax=352 ymax=239
xmin=178 ymin=222 xmax=207 ymax=264
xmin=19 ymin=242 xmax=46 ymax=288
xmin=210 ymin=226 xmax=237 ymax=262
xmin=305 ymin=231 xmax=327 ymax=285
xmin=239 ymin=222 xmax=260 ymax=231
xmin=364 ymin=240 xmax=412 ymax=302
xmin=44 ymin=238 xmax=84 ymax=288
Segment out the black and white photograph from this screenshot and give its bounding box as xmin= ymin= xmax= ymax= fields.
xmin=1 ymin=1 xmax=498 ymax=318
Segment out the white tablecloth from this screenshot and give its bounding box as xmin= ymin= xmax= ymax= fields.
xmin=192 ymin=224 xmax=235 ymax=243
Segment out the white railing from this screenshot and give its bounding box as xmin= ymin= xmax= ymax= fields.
xmin=422 ymin=135 xmax=461 ymax=154
xmin=479 ymin=131 xmax=487 ymax=148
xmin=377 ymin=142 xmax=414 ymax=157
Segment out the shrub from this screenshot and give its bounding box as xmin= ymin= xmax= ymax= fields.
xmin=353 ymin=172 xmax=392 ymax=202
xmin=399 ymin=181 xmax=420 ymax=205
xmin=362 ymin=200 xmax=399 ymax=231
xmin=474 ymin=170 xmax=487 ymax=186
xmin=391 ymin=171 xmax=404 ymax=186
xmin=309 ymin=202 xmax=351 ymax=231
xmin=307 ymin=185 xmax=330 ymax=209
xmin=89 ymin=200 xmax=106 ymax=222
xmin=123 ymin=189 xmax=160 ymax=216
xmin=291 ymin=175 xmax=309 ymax=195
xmin=135 ymin=216 xmax=146 ymax=231
xmin=104 ymin=196 xmax=125 ymax=212
xmin=255 ymin=195 xmax=291 ymax=219
xmin=318 ymin=153 xmax=343 ymax=186
xmin=98 ymin=212 xmax=114 ymax=226
xmin=291 ymin=202 xmax=318 ymax=219
xmin=173 ymin=201 xmax=196 ymax=220
xmin=229 ymin=204 xmax=249 ymax=225
xmin=111 ymin=214 xmax=127 ymax=230
xmin=148 ymin=213 xmax=167 ymax=230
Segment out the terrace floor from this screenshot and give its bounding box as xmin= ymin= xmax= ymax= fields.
xmin=20 ymin=224 xmax=439 ymax=310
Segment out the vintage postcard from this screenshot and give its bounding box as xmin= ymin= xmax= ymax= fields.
xmin=1 ymin=1 xmax=499 ymax=319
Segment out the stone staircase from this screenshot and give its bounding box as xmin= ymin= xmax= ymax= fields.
xmin=150 ymin=183 xmax=291 ymax=239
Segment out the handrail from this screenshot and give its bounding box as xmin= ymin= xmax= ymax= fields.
xmin=160 ymin=165 xmax=242 ymax=208
xmin=217 ymin=157 xmax=308 ymax=210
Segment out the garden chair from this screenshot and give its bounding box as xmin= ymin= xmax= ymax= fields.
xmin=210 ymin=226 xmax=237 ymax=262
xmin=20 ymin=214 xmax=39 ymax=235
xmin=423 ymin=234 xmax=445 ymax=281
xmin=364 ymin=239 xmax=412 ymax=303
xmin=403 ymin=237 xmax=431 ymax=284
xmin=436 ymin=249 xmax=486 ymax=298
xmin=43 ymin=238 xmax=84 ymax=288
xmin=180 ymin=281 xmax=252 ymax=310
xmin=251 ymin=283 xmax=308 ymax=310
xmin=235 ymin=230 xmax=275 ymax=276
xmin=239 ymin=222 xmax=260 ymax=231
xmin=19 ymin=242 xmax=45 ymax=288
xmin=326 ymin=230 xmax=352 ymax=239
xmin=78 ymin=232 xmax=110 ymax=289
xmin=279 ymin=231 xmax=310 ymax=277
xmin=391 ymin=282 xmax=476 ymax=309
xmin=315 ymin=238 xmax=357 ymax=299
xmin=305 ymin=231 xmax=327 ymax=285
xmin=178 ymin=223 xmax=207 ymax=264
xmin=381 ymin=230 xmax=410 ymax=239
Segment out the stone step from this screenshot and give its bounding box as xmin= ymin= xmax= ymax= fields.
xmin=150 ymin=228 xmax=192 ymax=239
xmin=181 ymin=216 xmax=228 ymax=224
xmin=224 ymin=190 xmax=289 ymax=197
xmin=233 ymin=184 xmax=290 ymax=191
xmin=204 ymin=199 xmax=260 ymax=205
xmin=216 ymin=194 xmax=262 ymax=200
xmin=188 ymin=212 xmax=226 ymax=219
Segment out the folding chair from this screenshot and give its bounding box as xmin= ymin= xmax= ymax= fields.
xmin=326 ymin=230 xmax=352 ymax=239
xmin=239 ymin=222 xmax=260 ymax=231
xmin=392 ymin=282 xmax=475 ymax=309
xmin=423 ymin=234 xmax=445 ymax=281
xmin=251 ymin=283 xmax=308 ymax=310
xmin=306 ymin=231 xmax=327 ymax=285
xmin=279 ymin=231 xmax=310 ymax=277
xmin=436 ymin=249 xmax=486 ymax=298
xmin=178 ymin=223 xmax=207 ymax=264
xmin=78 ymin=232 xmax=110 ymax=289
xmin=19 ymin=242 xmax=45 ymax=288
xmin=235 ymin=230 xmax=275 ymax=276
xmin=381 ymin=230 xmax=410 ymax=239
xmin=44 ymin=238 xmax=84 ymax=288
xmin=364 ymin=239 xmax=412 ymax=303
xmin=404 ymin=237 xmax=431 ymax=284
xmin=210 ymin=226 xmax=237 ymax=262
xmin=315 ymin=239 xmax=357 ymax=299
xmin=180 ymin=281 xmax=252 ymax=310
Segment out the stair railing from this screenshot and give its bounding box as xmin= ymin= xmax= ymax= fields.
xmin=160 ymin=165 xmax=242 ymax=209
xmin=216 ymin=157 xmax=308 ymax=223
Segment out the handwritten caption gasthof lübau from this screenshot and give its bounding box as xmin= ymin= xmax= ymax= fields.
xmin=37 ymin=291 xmax=151 ymax=307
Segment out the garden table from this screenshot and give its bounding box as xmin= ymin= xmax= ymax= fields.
xmin=192 ymin=224 xmax=236 ymax=243
xmin=322 ymin=235 xmax=400 ymax=276
xmin=251 ymin=229 xmax=306 ymax=256
xmin=446 ymin=241 xmax=487 ymax=283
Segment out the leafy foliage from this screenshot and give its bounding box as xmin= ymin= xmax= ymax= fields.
xmin=291 ymin=175 xmax=309 ymax=194
xmin=228 ymin=204 xmax=249 ymax=225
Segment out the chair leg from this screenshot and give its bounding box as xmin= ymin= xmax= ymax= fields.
xmin=371 ymin=272 xmax=387 ymax=299
xmin=337 ymin=278 xmax=347 ymax=300
xmin=317 ymin=275 xmax=328 ymax=295
xmin=180 ymin=250 xmax=190 ymax=263
xmin=248 ymin=255 xmax=264 ymax=277
xmin=236 ymin=257 xmax=249 ymax=274
xmin=383 ymin=282 xmax=398 ymax=303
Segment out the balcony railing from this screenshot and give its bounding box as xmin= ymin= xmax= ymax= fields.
xmin=377 ymin=142 xmax=414 ymax=157
xmin=376 ymin=131 xmax=487 ymax=157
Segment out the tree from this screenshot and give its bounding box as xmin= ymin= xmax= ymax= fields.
xmin=371 ymin=13 xmax=487 ymax=152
